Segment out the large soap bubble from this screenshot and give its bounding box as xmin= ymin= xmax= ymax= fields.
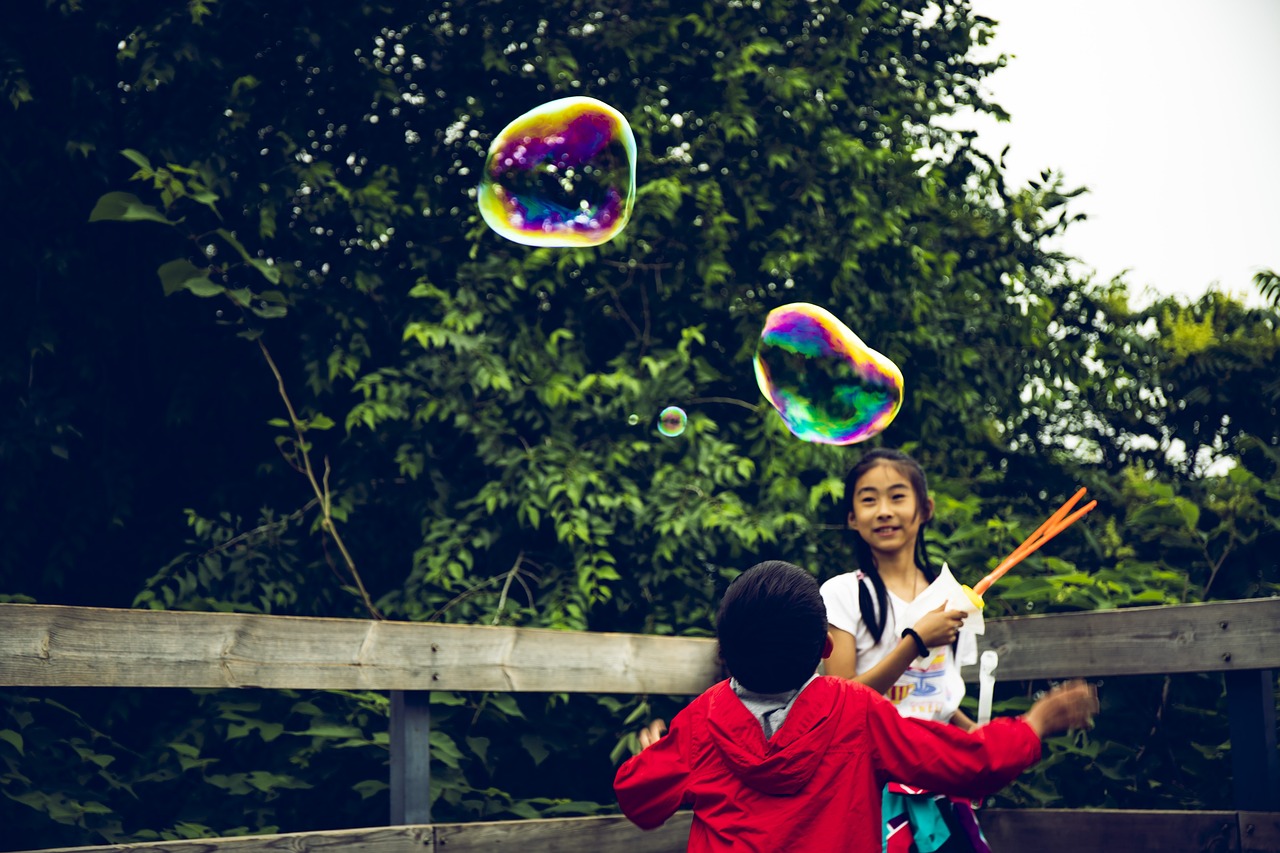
xmin=478 ymin=96 xmax=636 ymax=247
xmin=657 ymin=406 xmax=688 ymax=437
xmin=753 ymin=303 xmax=904 ymax=445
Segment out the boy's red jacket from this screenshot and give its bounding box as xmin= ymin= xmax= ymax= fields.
xmin=614 ymin=676 xmax=1040 ymax=852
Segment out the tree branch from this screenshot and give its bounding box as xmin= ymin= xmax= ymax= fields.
xmin=258 ymin=338 xmax=382 ymax=619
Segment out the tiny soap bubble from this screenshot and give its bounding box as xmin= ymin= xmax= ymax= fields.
xmin=752 ymin=302 xmax=903 ymax=445
xmin=478 ymin=96 xmax=636 ymax=247
xmin=657 ymin=406 xmax=687 ymax=437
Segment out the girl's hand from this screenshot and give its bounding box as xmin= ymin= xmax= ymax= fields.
xmin=912 ymin=604 xmax=966 ymax=648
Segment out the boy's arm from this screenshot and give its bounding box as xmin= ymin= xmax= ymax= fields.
xmin=865 ymin=680 xmax=1097 ymax=799
xmin=613 ymin=711 xmax=694 ymax=829
xmin=866 ymin=700 xmax=1039 ymax=798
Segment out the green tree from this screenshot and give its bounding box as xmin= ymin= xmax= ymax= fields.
xmin=3 ymin=0 xmax=1277 ymax=846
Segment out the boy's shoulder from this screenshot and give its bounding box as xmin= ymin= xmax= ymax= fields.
xmin=789 ymin=675 xmax=882 ymax=724
xmin=693 ymin=676 xmax=877 ymax=720
xmin=688 ymin=676 xmax=881 ymax=729
xmin=811 ymin=673 xmax=878 ymax=701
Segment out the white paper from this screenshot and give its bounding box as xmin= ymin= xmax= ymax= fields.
xmin=901 ymin=563 xmax=985 ymax=635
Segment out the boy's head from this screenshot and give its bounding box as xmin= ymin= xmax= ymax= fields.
xmin=716 ymin=560 xmax=829 ymax=693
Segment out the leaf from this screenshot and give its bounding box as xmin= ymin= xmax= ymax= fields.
xmin=292 ymin=723 xmax=363 ymax=739
xmin=88 ymin=192 xmax=178 ymax=226
xmin=1175 ymin=498 xmax=1201 ymax=530
xmin=157 ymin=259 xmax=223 ymax=297
xmin=0 ymin=728 xmax=23 ymax=755
xmin=520 ymin=733 xmax=550 ymax=766
xmin=249 ymin=258 xmax=282 ymax=284
xmin=216 ymin=228 xmax=253 ymax=261
xmin=120 ymin=149 xmax=154 ymax=171
xmin=486 ymin=693 xmax=525 ymax=719
xmin=353 ymin=779 xmax=389 ymax=799
xmin=466 ymin=735 xmax=491 ymax=770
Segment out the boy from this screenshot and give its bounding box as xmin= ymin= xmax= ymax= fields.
xmin=614 ymin=560 xmax=1098 ymax=852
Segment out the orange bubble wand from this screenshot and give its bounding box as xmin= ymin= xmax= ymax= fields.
xmin=971 ymin=487 xmax=1098 ymax=597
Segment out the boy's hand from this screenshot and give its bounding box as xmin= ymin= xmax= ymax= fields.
xmin=638 ymin=719 xmax=668 ymax=750
xmin=913 ymin=604 xmax=967 ymax=648
xmin=1022 ymin=680 xmax=1099 ymax=738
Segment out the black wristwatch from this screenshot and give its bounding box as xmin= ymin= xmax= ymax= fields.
xmin=901 ymin=627 xmax=929 ymax=657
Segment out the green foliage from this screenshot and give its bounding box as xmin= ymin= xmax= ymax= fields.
xmin=3 ymin=0 xmax=1279 ymax=847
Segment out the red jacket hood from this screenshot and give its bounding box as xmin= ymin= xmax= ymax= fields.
xmin=706 ymin=678 xmax=841 ymax=796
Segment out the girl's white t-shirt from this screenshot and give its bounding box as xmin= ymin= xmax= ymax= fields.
xmin=819 ymin=565 xmax=977 ymax=722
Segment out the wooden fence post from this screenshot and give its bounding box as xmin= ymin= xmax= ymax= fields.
xmin=389 ymin=690 xmax=432 ymax=825
xmin=1225 ymin=669 xmax=1280 ymax=811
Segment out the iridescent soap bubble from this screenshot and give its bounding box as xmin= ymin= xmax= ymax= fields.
xmin=478 ymin=96 xmax=637 ymax=247
xmin=657 ymin=406 xmax=688 ymax=437
xmin=752 ymin=303 xmax=904 ymax=445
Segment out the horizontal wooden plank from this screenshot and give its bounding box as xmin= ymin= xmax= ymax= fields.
xmin=11 ymin=825 xmax=433 ymax=853
xmin=14 ymin=815 xmax=693 ymax=853
xmin=7 ymin=597 xmax=1279 ymax=693
xmin=18 ymin=810 xmax=1277 ymax=853
xmin=0 ymin=604 xmax=719 ymax=694
xmin=980 ymin=808 xmax=1244 ymax=852
xmin=966 ymin=599 xmax=1280 ymax=681
xmin=430 ymin=812 xmax=692 ymax=852
xmin=1241 ymin=811 xmax=1280 ymax=852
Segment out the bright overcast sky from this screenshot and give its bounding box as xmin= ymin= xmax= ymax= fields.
xmin=960 ymin=0 xmax=1280 ymax=306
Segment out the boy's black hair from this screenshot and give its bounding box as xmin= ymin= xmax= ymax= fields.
xmin=842 ymin=447 xmax=938 ymax=643
xmin=716 ymin=560 xmax=827 ymax=694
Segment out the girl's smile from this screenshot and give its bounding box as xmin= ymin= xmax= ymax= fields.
xmin=847 ymin=462 xmax=933 ymax=558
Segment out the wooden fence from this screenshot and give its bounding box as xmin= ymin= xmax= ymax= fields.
xmin=2 ymin=599 xmax=1279 ymax=852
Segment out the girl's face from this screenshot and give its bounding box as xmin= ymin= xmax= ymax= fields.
xmin=846 ymin=461 xmax=933 ymax=557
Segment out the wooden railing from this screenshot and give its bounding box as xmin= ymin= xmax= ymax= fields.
xmin=2 ymin=599 xmax=1279 ymax=852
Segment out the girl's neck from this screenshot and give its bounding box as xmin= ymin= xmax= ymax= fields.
xmin=873 ymin=549 xmax=925 ymax=600
xmin=873 ymin=548 xmax=918 ymax=580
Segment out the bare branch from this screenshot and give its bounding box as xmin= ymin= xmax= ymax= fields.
xmin=258 ymin=338 xmax=382 ymax=619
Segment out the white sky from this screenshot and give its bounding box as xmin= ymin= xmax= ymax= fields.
xmin=959 ymin=0 xmax=1280 ymax=306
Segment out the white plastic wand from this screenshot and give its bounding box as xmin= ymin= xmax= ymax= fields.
xmin=977 ymin=650 xmax=999 ymax=726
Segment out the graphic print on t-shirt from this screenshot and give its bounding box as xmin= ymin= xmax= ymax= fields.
xmin=890 ymin=653 xmax=950 ymax=719
xmin=886 ymin=683 xmax=914 ymax=704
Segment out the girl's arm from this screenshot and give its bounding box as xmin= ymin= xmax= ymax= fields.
xmin=950 ymin=708 xmax=978 ymax=732
xmin=825 ymin=606 xmax=967 ymax=696
xmin=825 ymin=625 xmax=923 ymax=695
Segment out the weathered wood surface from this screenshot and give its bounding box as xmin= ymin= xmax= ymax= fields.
xmin=18 ymin=811 xmax=1280 ymax=853
xmin=0 ymin=604 xmax=719 ymax=693
xmin=430 ymin=812 xmax=692 ymax=852
xmin=967 ymin=598 xmax=1280 ymax=681
xmin=13 ymin=814 xmax=694 ymax=853
xmin=979 ymin=808 xmax=1273 ymax=852
xmin=6 ymin=598 xmax=1280 ymax=693
xmin=1241 ymin=812 xmax=1280 ymax=852
xmin=10 ymin=825 xmax=435 ymax=853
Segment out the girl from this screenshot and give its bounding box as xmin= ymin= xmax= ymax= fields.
xmin=820 ymin=447 xmax=986 ymax=853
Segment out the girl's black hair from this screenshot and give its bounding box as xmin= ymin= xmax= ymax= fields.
xmin=842 ymin=447 xmax=938 ymax=643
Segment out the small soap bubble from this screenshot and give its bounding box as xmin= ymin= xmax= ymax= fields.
xmin=752 ymin=303 xmax=904 ymax=445
xmin=478 ymin=96 xmax=636 ymax=247
xmin=627 ymin=413 xmax=640 ymax=426
xmin=657 ymin=406 xmax=687 ymax=437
